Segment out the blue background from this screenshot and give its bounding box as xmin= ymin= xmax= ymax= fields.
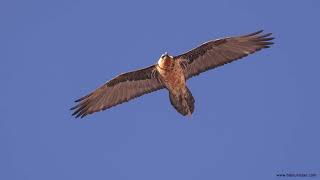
xmin=1 ymin=0 xmax=320 ymax=179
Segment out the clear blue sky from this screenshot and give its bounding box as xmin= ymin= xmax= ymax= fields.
xmin=1 ymin=0 xmax=320 ymax=179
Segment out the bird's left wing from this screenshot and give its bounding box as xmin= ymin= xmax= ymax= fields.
xmin=174 ymin=30 xmax=274 ymax=79
xmin=71 ymin=65 xmax=164 ymax=118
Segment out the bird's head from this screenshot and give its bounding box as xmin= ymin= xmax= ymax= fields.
xmin=158 ymin=52 xmax=174 ymax=69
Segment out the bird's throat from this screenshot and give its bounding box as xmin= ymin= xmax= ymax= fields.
xmin=158 ymin=58 xmax=174 ymax=70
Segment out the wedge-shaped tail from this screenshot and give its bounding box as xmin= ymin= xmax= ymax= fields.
xmin=169 ymin=87 xmax=195 ymax=116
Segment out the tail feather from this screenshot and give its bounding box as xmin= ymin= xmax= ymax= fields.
xmin=169 ymin=87 xmax=195 ymax=116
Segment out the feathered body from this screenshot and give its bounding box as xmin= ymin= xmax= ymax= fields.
xmin=156 ymin=54 xmax=194 ymax=115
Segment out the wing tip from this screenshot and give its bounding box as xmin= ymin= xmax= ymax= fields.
xmin=250 ymin=30 xmax=275 ymax=47
xmin=74 ymin=93 xmax=91 ymax=102
xmin=71 ymin=102 xmax=89 ymax=119
xmin=72 ymin=111 xmax=87 ymax=119
xmin=71 ymin=93 xmax=93 ymax=118
xmin=244 ymin=30 xmax=264 ymax=37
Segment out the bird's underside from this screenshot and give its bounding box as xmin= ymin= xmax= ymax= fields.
xmin=71 ymin=30 xmax=274 ymax=118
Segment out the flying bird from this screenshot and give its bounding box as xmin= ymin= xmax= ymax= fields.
xmin=71 ymin=30 xmax=274 ymax=118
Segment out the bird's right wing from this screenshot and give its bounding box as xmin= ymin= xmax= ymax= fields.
xmin=174 ymin=30 xmax=274 ymax=79
xmin=71 ymin=65 xmax=164 ymax=118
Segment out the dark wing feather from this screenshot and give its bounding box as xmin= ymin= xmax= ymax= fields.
xmin=174 ymin=30 xmax=274 ymax=79
xmin=71 ymin=65 xmax=163 ymax=118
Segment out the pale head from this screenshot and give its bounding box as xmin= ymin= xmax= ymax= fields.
xmin=158 ymin=52 xmax=174 ymax=69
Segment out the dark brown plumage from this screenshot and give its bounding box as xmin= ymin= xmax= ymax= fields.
xmin=71 ymin=30 xmax=274 ymax=118
xmin=175 ymin=30 xmax=274 ymax=79
xmin=71 ymin=66 xmax=164 ymax=118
